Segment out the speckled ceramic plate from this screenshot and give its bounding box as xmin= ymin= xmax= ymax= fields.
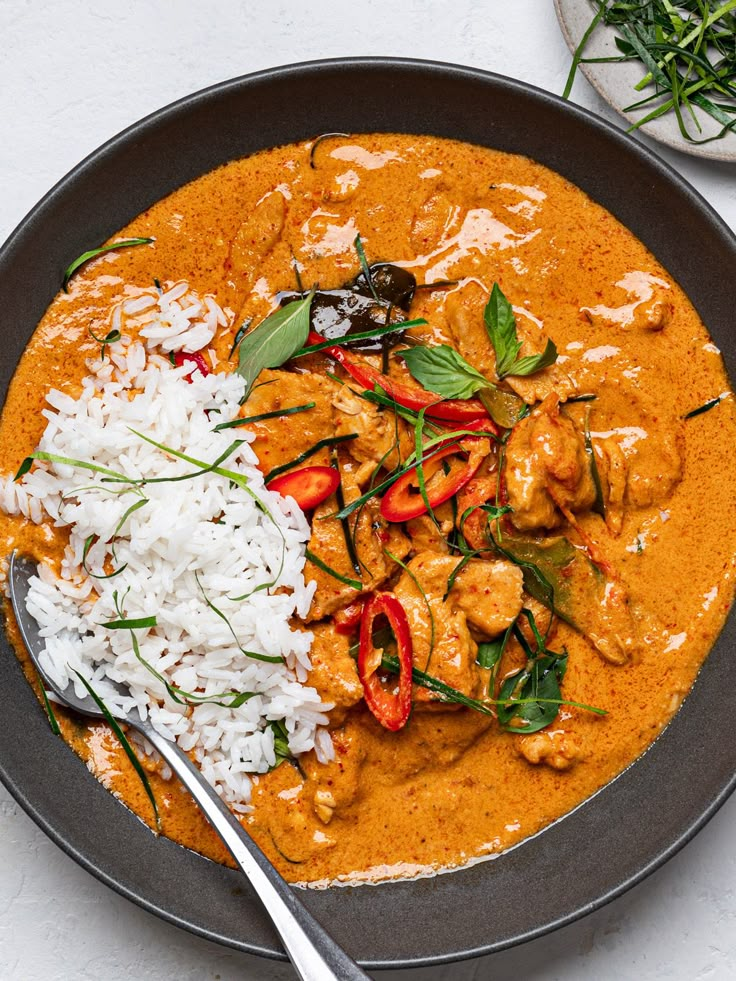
xmin=555 ymin=0 xmax=736 ymax=162
xmin=0 ymin=59 xmax=735 ymax=970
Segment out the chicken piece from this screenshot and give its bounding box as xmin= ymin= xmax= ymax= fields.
xmin=305 ymin=470 xmax=410 ymax=621
xmin=301 ymin=724 xmax=367 ymax=822
xmin=450 ymin=559 xmax=524 ymax=638
xmin=584 ymin=578 xmax=635 ymax=666
xmin=573 ymin=382 xmax=683 ymax=511
xmin=444 ymin=283 xmax=496 ymax=379
xmin=505 ymin=313 xmax=578 ymax=404
xmin=515 ymin=727 xmax=585 ymax=771
xmin=305 ymin=625 xmax=363 ymax=726
xmin=505 ymin=365 xmax=577 ymax=405
xmin=632 ymin=285 xmax=673 ymax=331
xmin=394 ymin=552 xmax=522 ymax=704
xmin=455 ymin=468 xmax=498 ymax=552
xmin=505 ymin=394 xmax=596 ymax=532
xmin=625 ymin=426 xmax=682 ymax=509
xmin=595 ymin=435 xmax=627 ymax=536
xmin=240 ymin=369 xmax=340 ymax=478
xmin=410 ymin=190 xmax=460 ymax=254
xmin=394 ymin=555 xmax=479 ymax=702
xmin=225 ymin=190 xmax=286 ymax=314
xmin=405 ymin=514 xmax=450 ymax=555
xmin=332 ymin=385 xmax=414 ymax=485
xmin=581 ymin=271 xmax=673 ymax=332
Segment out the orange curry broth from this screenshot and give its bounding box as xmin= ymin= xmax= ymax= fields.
xmin=1 ymin=134 xmax=735 ymax=885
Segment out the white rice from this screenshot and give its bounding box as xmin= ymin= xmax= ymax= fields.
xmin=1 ymin=282 xmax=333 ymax=810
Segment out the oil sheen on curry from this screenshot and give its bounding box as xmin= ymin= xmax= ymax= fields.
xmin=2 ymin=134 xmax=735 ymax=886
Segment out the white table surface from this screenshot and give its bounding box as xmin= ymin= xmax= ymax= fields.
xmin=1 ymin=2 xmax=735 ymax=979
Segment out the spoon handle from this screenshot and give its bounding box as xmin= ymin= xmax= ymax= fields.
xmin=136 ymin=721 xmax=370 ymax=981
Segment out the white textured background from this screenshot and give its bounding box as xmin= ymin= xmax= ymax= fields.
xmin=1 ymin=2 xmax=735 ymax=979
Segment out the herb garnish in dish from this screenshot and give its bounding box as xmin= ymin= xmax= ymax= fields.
xmin=1 ymin=133 xmax=734 ymax=886
xmin=563 ymin=0 xmax=736 ymax=144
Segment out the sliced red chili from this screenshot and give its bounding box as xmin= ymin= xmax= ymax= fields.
xmin=309 ymin=331 xmax=487 ymax=423
xmin=380 ymin=444 xmax=485 ymax=523
xmin=173 ymin=350 xmax=210 ymax=381
xmin=437 ymin=415 xmax=500 ymax=447
xmin=268 ymin=465 xmax=340 ymax=511
xmin=333 ymin=600 xmax=365 ymax=635
xmin=358 ymin=593 xmax=413 ymax=732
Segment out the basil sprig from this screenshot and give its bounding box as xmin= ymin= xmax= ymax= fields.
xmin=484 ymin=283 xmax=557 ymax=379
xmin=398 ymin=344 xmax=526 ymax=428
xmin=236 ymin=290 xmax=314 ymax=398
xmin=398 ymin=344 xmax=488 ymax=400
xmin=396 ymin=282 xmax=556 ymax=426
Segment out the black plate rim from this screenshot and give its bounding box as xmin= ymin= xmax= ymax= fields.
xmin=1 ymin=56 xmax=735 ymax=970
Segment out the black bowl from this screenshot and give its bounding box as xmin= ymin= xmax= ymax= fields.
xmin=1 ymin=58 xmax=734 ymax=970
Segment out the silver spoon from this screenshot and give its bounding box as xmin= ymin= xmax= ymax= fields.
xmin=8 ymin=551 xmax=369 ymax=981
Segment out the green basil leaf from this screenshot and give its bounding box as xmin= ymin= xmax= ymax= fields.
xmin=483 ymin=282 xmax=558 ymax=379
xmin=497 ymin=649 xmax=568 ymax=734
xmin=506 ymin=338 xmax=558 ymax=377
xmin=484 ymin=282 xmax=521 ymax=377
xmin=236 ymin=290 xmax=314 ymax=398
xmin=398 ymin=344 xmax=489 ymax=399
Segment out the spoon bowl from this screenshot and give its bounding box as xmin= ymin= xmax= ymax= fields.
xmin=7 ymin=550 xmax=369 ymax=981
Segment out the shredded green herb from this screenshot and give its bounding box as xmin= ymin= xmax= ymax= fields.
xmin=228 ymin=320 xmax=250 ymax=360
xmin=584 ymin=407 xmax=606 ymax=517
xmin=567 ymin=393 xmax=598 ymax=403
xmin=269 ymin=719 xmax=295 ymax=769
xmin=212 ymin=402 xmax=315 ymax=431
xmin=292 ymin=318 xmax=427 ymax=357
xmin=82 ymin=534 xmax=127 ymax=581
xmin=563 ymin=1 xmax=736 ymax=144
xmin=88 ymin=327 xmax=121 ymax=360
xmin=353 ymin=233 xmax=381 ymax=303
xmin=684 ymin=394 xmax=724 ymax=418
xmin=15 ymin=451 xmax=127 ymax=483
xmin=331 ymin=449 xmax=363 ymax=578
xmin=101 ymin=614 xmax=158 ymax=630
xmin=264 ymin=433 xmax=358 ymax=484
xmin=309 ymin=132 xmax=350 ymax=168
xmin=63 ymin=238 xmax=154 ymax=292
xmin=305 ymin=547 xmax=362 ymax=590
xmin=73 ymin=670 xmax=160 ymax=828
xmin=381 ymin=652 xmax=495 ymax=716
xmin=39 ymin=683 xmax=61 ymax=735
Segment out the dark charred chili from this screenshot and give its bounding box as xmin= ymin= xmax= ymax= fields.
xmin=278 ymin=262 xmax=416 ymax=352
